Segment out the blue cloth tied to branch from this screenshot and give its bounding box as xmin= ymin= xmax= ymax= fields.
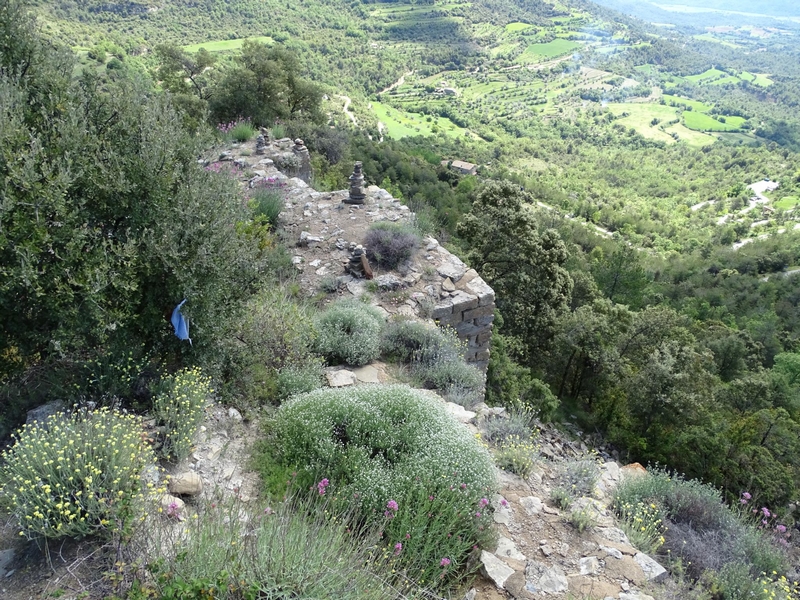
xmin=171 ymin=299 xmax=192 ymax=346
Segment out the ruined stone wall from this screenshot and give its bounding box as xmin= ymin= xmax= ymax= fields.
xmin=425 ymin=243 xmax=495 ymax=372
xmin=235 ymin=142 xmax=497 ymax=372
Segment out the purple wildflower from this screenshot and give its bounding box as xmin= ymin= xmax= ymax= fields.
xmin=440 ymin=557 xmax=451 ymax=567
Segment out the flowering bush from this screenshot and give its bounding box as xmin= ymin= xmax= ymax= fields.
xmin=1 ymin=407 xmax=157 ymax=540
xmin=217 ymin=118 xmax=255 ymax=142
xmin=314 ymin=300 xmax=385 ymax=366
xmin=249 ymin=177 xmax=287 ymax=228
xmin=492 ymin=434 xmax=539 ymax=478
xmin=269 ymin=384 xmax=497 ymax=590
xmin=613 ymin=468 xmax=790 ymax=587
xmin=152 ymin=367 xmax=212 ymax=461
xmin=614 ymin=500 xmax=666 ymax=554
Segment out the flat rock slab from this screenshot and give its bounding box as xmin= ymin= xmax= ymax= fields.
xmin=352 ymin=364 xmax=381 ymax=384
xmin=0 ymin=549 xmax=15 ymax=579
xmin=445 ymin=402 xmax=477 ymax=423
xmin=325 ymin=369 xmax=357 ymax=387
xmin=169 ymin=472 xmax=203 ymax=496
xmin=480 ymin=551 xmax=515 ymax=589
xmin=567 ymin=575 xmax=620 ymax=599
xmin=579 ymin=556 xmax=601 ymax=575
xmin=537 ymin=566 xmax=568 ymax=594
xmin=603 ymin=555 xmax=646 ymax=586
xmin=635 ymin=552 xmax=668 ymax=581
xmin=520 ymin=496 xmax=543 ymax=515
xmin=495 ymin=536 xmax=526 ymax=561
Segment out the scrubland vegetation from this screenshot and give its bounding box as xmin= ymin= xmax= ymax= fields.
xmin=2 ymin=0 xmax=800 ymax=596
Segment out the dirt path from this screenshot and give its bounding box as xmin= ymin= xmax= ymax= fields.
xmin=337 ymin=94 xmax=357 ymax=127
xmin=379 ymin=70 xmax=414 ymax=95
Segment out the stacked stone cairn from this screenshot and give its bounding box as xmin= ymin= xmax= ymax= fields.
xmin=345 ymin=161 xmax=366 ymax=205
xmin=255 ymin=133 xmax=267 ymax=155
xmin=345 ymin=243 xmax=373 ymax=279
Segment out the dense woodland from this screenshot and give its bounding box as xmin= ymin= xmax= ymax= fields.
xmin=4 ymin=0 xmax=800 ymax=524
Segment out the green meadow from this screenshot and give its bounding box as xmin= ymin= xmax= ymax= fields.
xmin=517 ymin=39 xmax=581 ymax=63
xmin=607 ymin=102 xmax=715 ymax=147
xmin=370 ymin=101 xmax=469 ymax=140
xmin=683 ymin=111 xmax=746 ymax=132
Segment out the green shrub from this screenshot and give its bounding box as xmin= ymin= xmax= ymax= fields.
xmin=364 ymin=222 xmax=420 ymax=270
xmin=550 ymin=454 xmax=602 ymax=509
xmin=483 ymin=408 xmax=536 ymax=445
xmin=225 ymin=288 xmax=319 ymax=403
xmin=381 ymin=320 xmax=484 ymax=397
xmin=134 ymin=495 xmax=406 ymax=600
xmin=382 ymin=320 xmax=449 ymax=364
xmin=615 ymin=499 xmax=666 ymax=554
xmin=569 ymin=506 xmax=595 ymax=533
xmin=1 ymin=408 xmax=157 ymax=540
xmin=314 ymin=300 xmax=385 ymax=366
xmin=152 ymin=367 xmax=212 ymax=461
xmin=225 ymin=119 xmax=255 ymax=142
xmin=267 ymin=384 xmax=497 ymax=591
xmin=493 ymin=434 xmax=539 ymax=478
xmin=249 ymin=188 xmax=284 ymax=228
xmin=612 ymin=468 xmax=790 ymax=584
xmin=486 ymin=333 xmax=559 ymax=420
xmin=276 ymin=362 xmax=325 ymax=401
xmin=271 ymin=124 xmax=287 ymax=139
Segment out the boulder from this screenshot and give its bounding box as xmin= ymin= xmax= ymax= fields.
xmin=480 ymin=551 xmax=515 ymax=589
xmin=634 ymin=552 xmax=668 ymax=582
xmin=168 ymin=472 xmax=203 ymax=496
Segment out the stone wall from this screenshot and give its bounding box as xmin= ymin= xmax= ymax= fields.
xmin=426 ymin=245 xmax=495 ymax=372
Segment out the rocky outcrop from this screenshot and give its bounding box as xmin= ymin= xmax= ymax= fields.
xmin=221 ymin=137 xmax=497 ymax=372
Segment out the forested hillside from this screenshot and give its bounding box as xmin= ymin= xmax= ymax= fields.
xmin=7 ymin=0 xmax=800 ymax=559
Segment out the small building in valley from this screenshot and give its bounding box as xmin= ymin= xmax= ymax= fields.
xmin=450 ymin=160 xmax=478 ymax=175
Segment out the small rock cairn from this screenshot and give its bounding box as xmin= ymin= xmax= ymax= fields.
xmin=345 ymin=161 xmax=366 ymax=205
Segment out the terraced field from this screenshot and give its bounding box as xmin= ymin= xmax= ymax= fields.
xmin=518 ymin=39 xmax=582 ymax=62
xmin=683 ymin=111 xmax=746 ymax=132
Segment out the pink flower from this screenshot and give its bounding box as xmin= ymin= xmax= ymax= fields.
xmin=405 ymin=533 xmax=411 ymax=539
xmin=776 ymin=524 xmax=787 ymax=533
xmin=394 ymin=543 xmax=403 ymax=556
xmin=500 ymin=498 xmax=509 ymax=507
xmin=475 ymin=511 xmax=482 ymax=518
xmin=742 ymin=492 xmax=751 ymax=500
xmin=387 ymin=500 xmax=399 ymax=512
xmin=479 ymin=498 xmax=489 ymax=507
xmin=761 ymin=507 xmax=771 ymax=518
xmin=440 ymin=557 xmax=451 ymax=567
xmin=460 ymin=483 xmax=467 ymax=489
xmin=317 ymin=478 xmax=329 ymax=496
xmin=429 ymin=495 xmax=435 ymax=501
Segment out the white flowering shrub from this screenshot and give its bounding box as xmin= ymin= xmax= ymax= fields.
xmin=152 ymin=367 xmax=211 ymax=461
xmin=313 ymin=300 xmax=385 ymax=366
xmin=1 ymin=407 xmax=157 ymax=540
xmin=271 ymin=384 xmax=497 ymax=590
